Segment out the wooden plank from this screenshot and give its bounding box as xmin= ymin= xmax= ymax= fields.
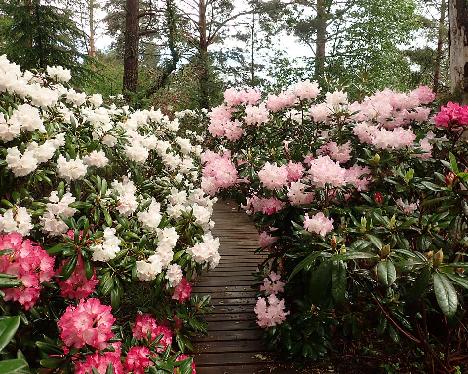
xmin=205 ymin=312 xmax=256 ymax=322
xmin=199 ymin=291 xmax=257 ymax=299
xmin=206 ymin=320 xmax=258 ymax=331
xmin=199 ymin=279 xmax=258 ymax=286
xmin=210 ymin=298 xmax=256 ymax=306
xmin=193 ymin=285 xmax=254 ymax=292
xmin=208 ymin=304 xmax=257 ymax=314
xmin=196 ymin=364 xmax=297 ymax=374
xmin=194 ymin=329 xmax=263 ymax=342
xmin=195 ymin=352 xmax=274 ymax=366
xmin=195 ymin=339 xmax=265 ymax=353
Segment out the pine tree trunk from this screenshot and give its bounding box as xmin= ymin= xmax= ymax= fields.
xmin=250 ymin=12 xmax=256 ymax=87
xmin=123 ymin=0 xmax=139 ymax=97
xmin=448 ymin=0 xmax=468 ymax=103
xmin=89 ymin=0 xmax=96 ymax=57
xmin=315 ymin=0 xmax=327 ymax=79
xmin=198 ymin=0 xmax=210 ymax=109
xmin=433 ymin=0 xmax=447 ymax=94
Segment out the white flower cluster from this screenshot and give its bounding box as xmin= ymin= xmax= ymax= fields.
xmin=46 ymin=66 xmax=71 ymax=83
xmin=112 ymin=177 xmax=138 ymax=216
xmin=186 ymin=233 xmax=220 ymax=268
xmin=91 ymin=227 xmax=122 ymax=262
xmin=137 ymin=198 xmax=162 ymax=231
xmin=57 ymin=155 xmax=88 ymax=181
xmin=0 ymin=206 xmax=33 ymax=236
xmin=40 ymin=191 xmax=76 ymax=236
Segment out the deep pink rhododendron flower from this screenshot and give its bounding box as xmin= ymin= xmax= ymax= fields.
xmin=58 ymin=298 xmax=115 ymax=350
xmin=57 ymin=256 xmax=98 ymax=300
xmin=132 ymin=314 xmax=173 ymax=352
xmin=175 ymin=354 xmax=197 ymax=374
xmin=74 ymin=342 xmax=123 ymax=374
xmin=172 ymin=277 xmax=192 ymax=303
xmin=0 ymin=233 xmax=55 ymax=310
xmin=434 ymin=102 xmax=468 ymax=129
xmin=124 ymin=346 xmax=153 ymax=374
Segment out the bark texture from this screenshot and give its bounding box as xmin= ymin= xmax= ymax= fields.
xmin=123 ymin=0 xmax=139 ymax=97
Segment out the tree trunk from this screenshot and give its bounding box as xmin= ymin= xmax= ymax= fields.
xmin=433 ymin=0 xmax=447 ymax=94
xmin=123 ymin=0 xmax=139 ymax=98
xmin=89 ymin=0 xmax=96 ymax=57
xmin=315 ymin=0 xmax=327 ymax=79
xmin=448 ymin=0 xmax=468 ymax=103
xmin=198 ymin=0 xmax=210 ymax=109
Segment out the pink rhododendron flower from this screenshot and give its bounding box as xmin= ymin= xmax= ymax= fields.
xmin=132 ymin=314 xmax=173 ymax=351
xmin=75 ymin=342 xmax=123 ymax=374
xmin=304 ymin=212 xmax=334 ymax=237
xmin=344 ymin=165 xmax=372 ymax=191
xmin=175 ymin=354 xmax=197 ymax=374
xmin=307 ymin=155 xmax=347 ymax=188
xmin=260 ymin=272 xmax=285 ymax=295
xmin=201 ymin=151 xmax=238 ymax=195
xmin=396 ymin=198 xmax=418 ymax=214
xmin=0 ymin=233 xmax=55 ymax=310
xmin=244 ymin=104 xmax=269 ymax=126
xmin=409 ymin=85 xmax=436 ymax=105
xmin=434 ymin=102 xmax=468 ymax=129
xmin=308 ymin=103 xmax=331 ymax=122
xmin=318 ymin=141 xmax=352 ymax=164
xmin=172 ymin=277 xmax=192 ymax=303
xmin=124 ymin=346 xmax=153 ymax=374
xmin=286 ymin=161 xmax=304 ymax=182
xmin=244 ymin=196 xmax=286 ymax=215
xmin=223 ymin=120 xmax=244 ymax=141
xmin=353 ymin=123 xmax=416 ymax=149
xmin=254 ymin=295 xmax=289 ymax=328
xmin=266 ymin=92 xmax=296 ymax=112
xmin=287 ymin=181 xmax=314 ymax=206
xmin=58 ymin=298 xmax=115 ymax=350
xmin=259 ymin=231 xmax=278 ymax=248
xmin=57 ymin=256 xmax=98 ymax=300
xmin=290 ymin=80 xmax=320 ymax=100
xmin=258 ymin=162 xmax=288 ymax=190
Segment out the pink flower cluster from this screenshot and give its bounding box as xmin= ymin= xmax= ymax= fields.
xmin=307 ymin=155 xmax=347 ymax=188
xmin=0 ymin=233 xmax=55 ymax=310
xmin=287 ymin=181 xmax=314 ymax=206
xmin=201 ymin=151 xmax=238 ymax=195
xmin=75 ymin=342 xmax=123 ymax=374
xmin=434 ymin=102 xmax=468 ymax=129
xmin=353 ymin=123 xmax=416 ymax=150
xmin=223 ymin=87 xmax=261 ymax=106
xmin=318 ymin=141 xmax=352 ymax=164
xmin=172 ymin=277 xmax=192 ymax=303
xmin=258 ymin=162 xmax=288 ymax=190
xmin=244 ymin=104 xmax=269 ymax=126
xmin=244 ymin=196 xmax=285 ymax=215
xmin=254 ymin=294 xmax=289 ymax=328
xmin=304 ymin=212 xmax=334 ymax=237
xmin=175 ymin=354 xmax=197 ymax=374
xmin=124 ymin=346 xmax=153 ymax=374
xmin=258 ymin=231 xmax=278 ymax=248
xmin=260 ymin=272 xmax=285 ymax=295
xmin=286 ymin=161 xmax=304 ymax=182
xmin=57 ymin=256 xmax=98 ymax=300
xmin=132 ymin=314 xmax=173 ymax=352
xmin=58 ymin=298 xmax=115 ymax=350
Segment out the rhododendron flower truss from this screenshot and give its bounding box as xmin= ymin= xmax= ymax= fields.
xmin=58 ymin=298 xmax=115 ymax=350
xmin=0 ymin=233 xmax=54 ymax=310
xmin=75 ymin=343 xmax=123 ymax=374
xmin=172 ymin=277 xmax=192 ymax=303
xmin=175 ymin=354 xmax=197 ymax=374
xmin=57 ymin=256 xmax=98 ymax=300
xmin=434 ymin=102 xmax=468 ymax=129
xmin=260 ymin=272 xmax=285 ymax=295
xmin=304 ymin=212 xmax=334 ymax=237
xmin=255 ymin=295 xmax=289 ymax=328
xmin=132 ymin=314 xmax=173 ymax=352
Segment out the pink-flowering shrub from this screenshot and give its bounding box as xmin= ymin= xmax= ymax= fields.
xmin=175 ymin=354 xmax=197 ymax=374
xmin=57 ymin=256 xmax=98 ymax=300
xmin=260 ymin=272 xmax=285 ymax=295
xmin=303 ymin=212 xmax=334 ymax=237
xmin=254 ymin=295 xmax=289 ymax=328
xmin=75 ymin=342 xmax=123 ymax=374
xmin=132 ymin=314 xmax=173 ymax=351
xmin=172 ymin=277 xmax=192 ymax=303
xmin=201 ymin=150 xmax=238 ymax=195
xmin=124 ymin=346 xmax=153 ymax=374
xmin=0 ymin=233 xmax=54 ymax=310
xmin=258 ymin=162 xmax=289 ymax=190
xmin=58 ymin=298 xmax=115 ymax=350
xmin=434 ymin=102 xmax=468 ymax=129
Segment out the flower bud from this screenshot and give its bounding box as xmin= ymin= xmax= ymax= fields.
xmin=433 ymin=249 xmax=444 ymax=266
xmin=331 ymin=236 xmax=337 ymax=249
xmin=339 ymin=245 xmax=346 ymax=254
xmin=370 ymin=153 xmax=380 ymax=165
xmin=425 ymin=250 xmax=434 ymax=260
xmin=374 ymin=192 xmax=384 ymax=204
xmin=380 ymin=244 xmax=391 ymax=258
xmin=445 ymin=172 xmax=457 ymax=187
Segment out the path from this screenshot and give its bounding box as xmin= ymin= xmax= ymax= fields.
xmin=193 ymin=201 xmax=276 ymax=373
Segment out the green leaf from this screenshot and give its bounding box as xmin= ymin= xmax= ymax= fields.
xmin=341 ymin=251 xmax=378 ymax=260
xmin=331 ymin=261 xmax=346 ymax=304
xmin=376 ymin=260 xmax=396 ymax=287
xmin=449 ymin=152 xmax=459 ymax=173
xmin=0 ymin=316 xmax=20 ymax=352
xmin=0 ymin=277 xmax=22 ymax=288
xmin=0 ymin=359 xmax=30 ymax=373
xmin=60 ymin=256 xmax=77 ymax=280
xmin=365 ymin=234 xmax=383 ymax=250
xmin=407 ymin=266 xmax=431 ymax=301
xmin=433 ymin=273 xmax=458 ymax=317
xmin=288 ymin=251 xmax=328 ymax=281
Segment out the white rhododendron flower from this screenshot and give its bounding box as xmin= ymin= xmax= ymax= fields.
xmin=83 ymin=150 xmax=109 ymax=168
xmin=165 ymin=263 xmax=183 ymax=286
xmin=57 ymin=155 xmax=88 ymax=181
xmin=137 ymin=198 xmax=162 ymax=231
xmin=0 ymin=207 xmax=33 ymax=236
xmin=112 ymin=177 xmax=138 ymax=216
xmin=6 ymin=147 xmax=38 ymax=176
xmin=46 ymin=65 xmax=71 ymax=82
xmin=91 ymin=227 xmax=122 ymax=262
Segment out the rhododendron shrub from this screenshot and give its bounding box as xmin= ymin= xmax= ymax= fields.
xmin=0 ymin=56 xmax=211 ymax=371
xmin=205 ymin=83 xmax=467 ymax=369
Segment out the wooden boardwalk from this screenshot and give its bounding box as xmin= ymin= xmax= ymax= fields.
xmin=193 ymin=201 xmax=277 ymax=374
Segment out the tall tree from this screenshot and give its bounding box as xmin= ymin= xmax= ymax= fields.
xmin=123 ymin=0 xmax=139 ymax=96
xmin=448 ymin=0 xmax=468 ymax=103
xmin=433 ymin=0 xmax=447 ymax=93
